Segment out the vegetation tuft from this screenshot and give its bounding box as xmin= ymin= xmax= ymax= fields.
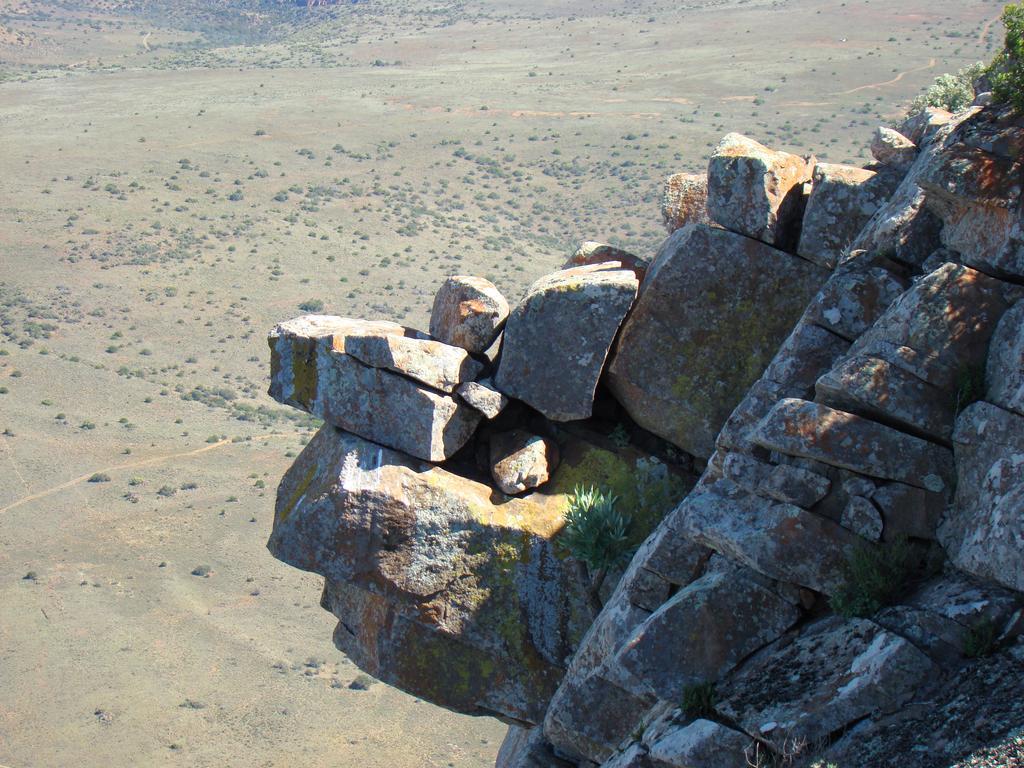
xmin=963 ymin=617 xmax=999 ymax=658
xmin=562 ymin=485 xmax=632 ymax=610
xmin=829 ymin=536 xmax=916 ymax=618
xmin=908 ymin=62 xmax=986 ymax=116
xmin=990 ymin=3 xmax=1024 ymax=113
xmin=952 ymin=363 xmax=986 ymax=416
xmin=561 ymin=485 xmax=632 ymax=574
xmin=681 ymin=682 xmax=716 ymax=718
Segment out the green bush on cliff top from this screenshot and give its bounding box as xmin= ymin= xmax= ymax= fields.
xmin=990 ymin=3 xmax=1024 ymax=113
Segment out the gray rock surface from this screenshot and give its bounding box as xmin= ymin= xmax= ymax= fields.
xmin=496 ymin=263 xmax=638 ymax=421
xmin=430 ymin=275 xmax=510 ymax=354
xmin=268 ymin=315 xmax=481 ymax=461
xmin=607 ymin=224 xmax=828 ymax=459
xmin=717 ymin=617 xmax=935 ymax=752
xmin=613 ymin=568 xmax=800 ymax=702
xmin=797 ymin=162 xmax=900 ymax=268
xmin=706 ymin=133 xmax=812 ymax=247
xmin=986 ymin=300 xmax=1024 ymax=416
xmin=753 ymin=398 xmax=954 ymax=492
xmin=939 ymin=401 xmax=1024 ymax=593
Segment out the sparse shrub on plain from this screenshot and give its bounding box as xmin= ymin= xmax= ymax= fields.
xmin=830 ymin=536 xmax=916 ymax=618
xmin=298 ymin=299 xmax=324 ymax=312
xmin=87 ymin=473 xmax=111 ymax=483
xmin=990 ymin=3 xmax=1024 ymax=113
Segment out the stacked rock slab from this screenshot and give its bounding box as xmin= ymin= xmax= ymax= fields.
xmin=268 ymin=315 xmax=482 ymax=461
xmin=265 ymin=102 xmax=1024 ymax=768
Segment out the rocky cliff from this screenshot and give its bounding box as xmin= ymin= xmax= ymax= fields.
xmin=264 ymin=97 xmax=1024 ymax=767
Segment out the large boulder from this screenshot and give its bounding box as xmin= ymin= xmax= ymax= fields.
xmin=706 ymin=133 xmax=812 ymax=248
xmin=917 ymin=107 xmax=1024 ymax=280
xmin=797 ymin=163 xmax=901 ymax=269
xmin=267 ymin=315 xmax=481 ymax=462
xmin=268 ymin=425 xmax=589 ymax=725
xmin=495 ymin=263 xmax=638 ymax=421
xmin=606 ymin=224 xmax=829 ymax=459
xmin=938 ymin=401 xmax=1024 ymax=593
xmin=430 ymin=275 xmax=510 ymax=354
xmin=660 ymin=172 xmax=710 ymax=234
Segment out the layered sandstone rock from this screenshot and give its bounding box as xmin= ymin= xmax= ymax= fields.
xmin=268 ymin=315 xmax=481 ymax=461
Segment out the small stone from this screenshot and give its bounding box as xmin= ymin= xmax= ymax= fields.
xmin=564 ymin=242 xmax=648 ymax=282
xmin=706 ymin=132 xmax=812 ymax=248
xmin=490 ymin=430 xmax=559 ymax=495
xmin=871 ymin=126 xmax=918 ymax=168
xmin=841 ymin=496 xmax=884 ymax=541
xmin=660 ymin=172 xmax=710 ymax=234
xmin=456 ymin=379 xmax=508 ymax=419
xmin=430 ymin=275 xmax=510 ymax=354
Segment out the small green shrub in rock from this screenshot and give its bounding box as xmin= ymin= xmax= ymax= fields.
xmin=990 ymin=3 xmax=1024 ymax=113
xmin=561 ymin=485 xmax=631 ymax=574
xmin=963 ymin=617 xmax=999 ymax=658
xmin=830 ymin=536 xmax=915 ymax=618
xmin=681 ymin=682 xmax=716 ymax=718
xmin=562 ymin=485 xmax=633 ymax=609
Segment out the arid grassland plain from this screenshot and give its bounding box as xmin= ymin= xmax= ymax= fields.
xmin=0 ymin=0 xmax=1002 ymax=765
